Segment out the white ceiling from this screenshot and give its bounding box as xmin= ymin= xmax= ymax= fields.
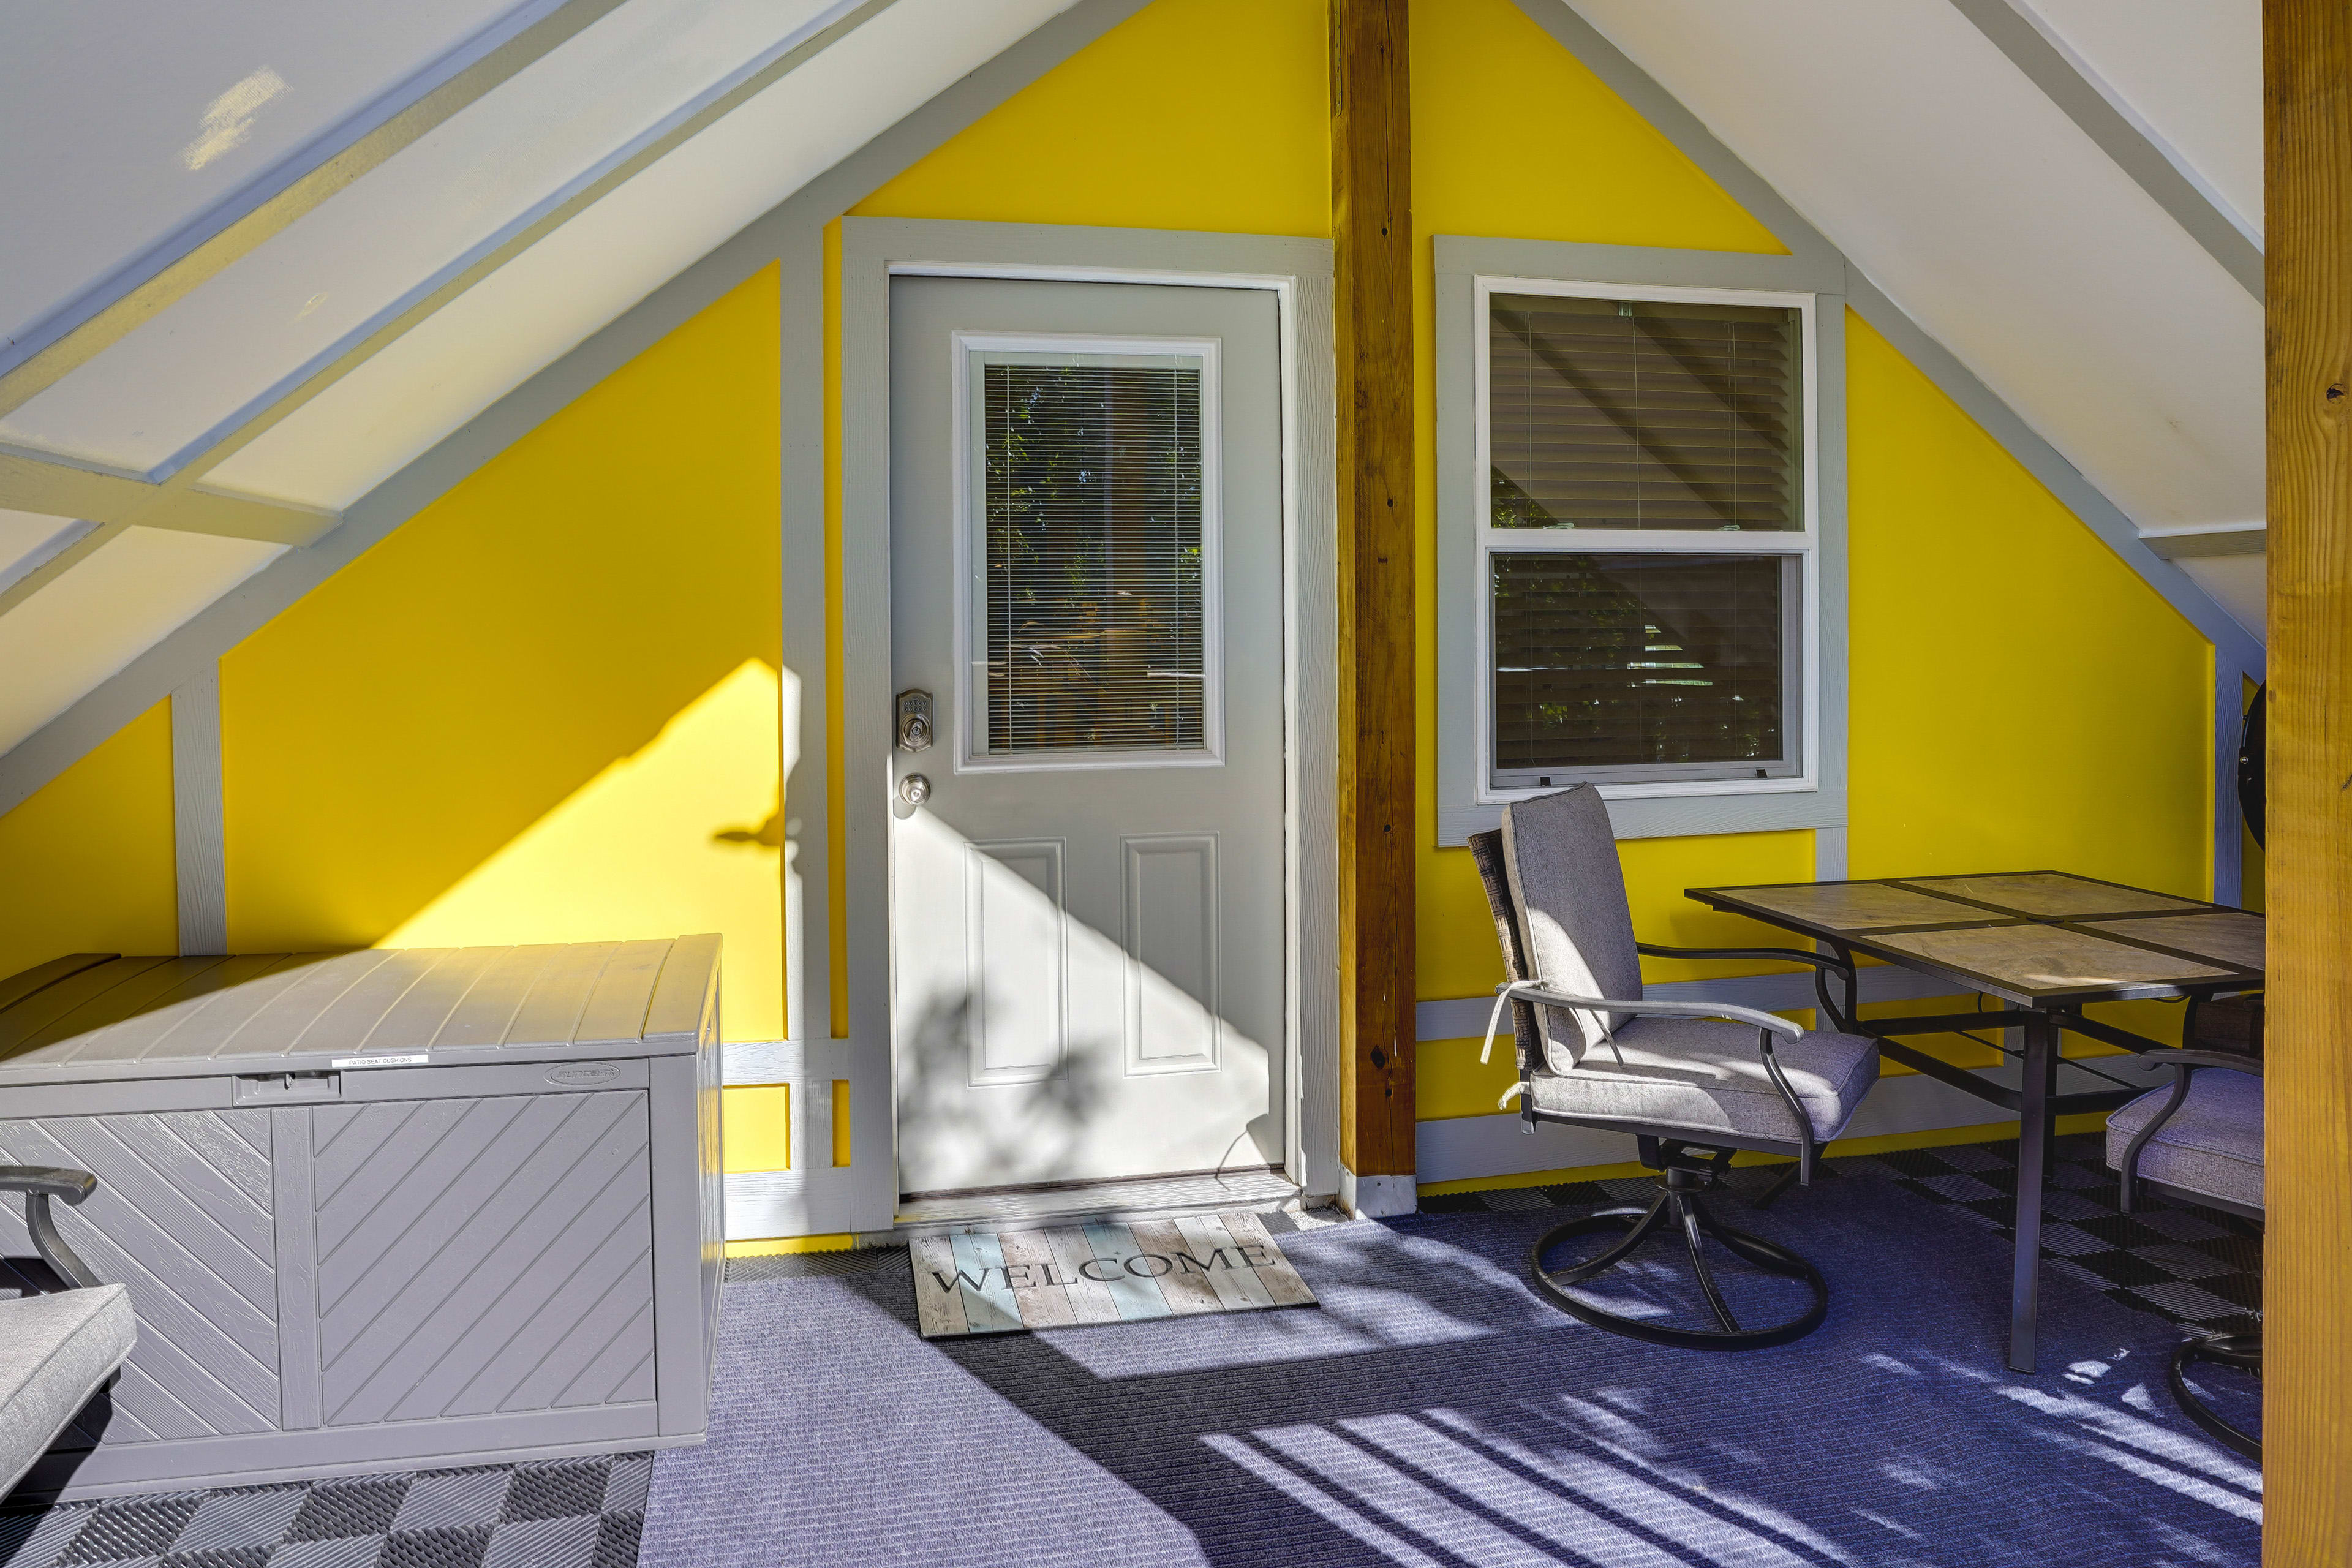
xmin=2019 ymin=0 xmax=2262 ymax=243
xmin=0 ymin=0 xmax=2265 ymax=775
xmin=1566 ymin=0 xmax=2263 ymax=532
xmin=0 ymin=0 xmax=560 ymax=356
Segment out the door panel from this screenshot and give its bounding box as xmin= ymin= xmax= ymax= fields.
xmin=890 ymin=276 xmax=1284 ymax=1198
xmin=967 ymin=838 xmax=1066 ymax=1086
xmin=1123 ymin=833 xmax=1220 ymax=1076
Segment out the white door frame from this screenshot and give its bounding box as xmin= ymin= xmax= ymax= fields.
xmin=837 ymin=218 xmax=1338 ymax=1229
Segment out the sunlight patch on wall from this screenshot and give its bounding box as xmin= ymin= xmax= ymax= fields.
xmin=383 ymin=658 xmax=785 ymax=1039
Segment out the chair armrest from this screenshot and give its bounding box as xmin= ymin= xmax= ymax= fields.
xmin=0 ymin=1166 xmax=104 ymax=1289
xmin=1635 ymin=943 xmax=1855 ymax=973
xmin=2161 ymin=1050 xmax=2264 ymax=1077
xmin=1492 ymin=982 xmax=1804 ymax=1044
xmin=0 ymin=1166 xmax=98 ymax=1205
xmin=2116 ymin=1049 xmax=2262 ymax=1214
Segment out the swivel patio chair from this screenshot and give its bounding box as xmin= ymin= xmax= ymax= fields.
xmin=1470 ymin=784 xmax=1880 ymax=1349
xmin=2108 ymin=1051 xmax=2263 ymax=1461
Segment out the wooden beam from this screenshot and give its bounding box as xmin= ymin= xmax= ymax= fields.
xmin=1330 ymin=0 xmax=1417 ymax=1210
xmin=2264 ymin=0 xmax=2352 ymax=1553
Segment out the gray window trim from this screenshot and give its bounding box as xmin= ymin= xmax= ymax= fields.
xmin=1436 ymin=234 xmax=1849 ymax=845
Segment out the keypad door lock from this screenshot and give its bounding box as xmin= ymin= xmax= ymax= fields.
xmin=895 ymin=689 xmax=933 ymax=752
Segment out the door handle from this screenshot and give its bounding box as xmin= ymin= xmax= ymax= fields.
xmin=895 ymin=690 xmax=933 ymax=752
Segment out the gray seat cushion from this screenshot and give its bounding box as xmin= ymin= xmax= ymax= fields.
xmin=1527 ymin=1015 xmax=1879 ymax=1145
xmin=0 ymin=1283 xmax=135 ymax=1499
xmin=1500 ymin=785 xmax=1642 ymax=1067
xmin=2107 ymin=1068 xmax=2263 ymax=1213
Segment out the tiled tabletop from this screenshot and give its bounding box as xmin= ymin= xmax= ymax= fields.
xmin=1688 ymin=870 xmax=2262 ymax=1005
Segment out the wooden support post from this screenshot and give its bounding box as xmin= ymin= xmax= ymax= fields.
xmin=2264 ymin=1 xmax=2352 ymax=1553
xmin=1330 ymin=0 xmax=1417 ymax=1216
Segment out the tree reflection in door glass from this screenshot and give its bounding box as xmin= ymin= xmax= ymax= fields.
xmin=982 ymin=361 xmax=1206 ymax=754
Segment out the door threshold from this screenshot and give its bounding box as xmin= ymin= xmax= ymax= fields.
xmin=889 ymin=1166 xmax=1302 ymax=1237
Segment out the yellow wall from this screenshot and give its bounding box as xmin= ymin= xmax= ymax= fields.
xmin=221 ymin=268 xmax=786 ymax=1046
xmin=0 ymin=702 xmax=178 ymax=980
xmin=851 ymin=0 xmax=1329 ymax=236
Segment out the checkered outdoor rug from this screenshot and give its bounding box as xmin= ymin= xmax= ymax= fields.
xmin=1419 ymin=1129 xmax=2265 ymax=1341
xmin=0 ymin=1452 xmax=647 ymax=1568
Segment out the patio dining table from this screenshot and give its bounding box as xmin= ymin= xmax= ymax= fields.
xmin=1683 ymin=870 xmax=2264 ymax=1373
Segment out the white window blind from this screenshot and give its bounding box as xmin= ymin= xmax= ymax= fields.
xmin=978 ymin=360 xmax=1207 ymax=756
xmin=1479 ymin=285 xmax=1810 ymax=791
xmin=1488 ymin=293 xmax=1800 ymax=533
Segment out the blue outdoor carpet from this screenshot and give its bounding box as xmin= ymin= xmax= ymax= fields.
xmin=642 ymin=1172 xmax=2260 ymax=1567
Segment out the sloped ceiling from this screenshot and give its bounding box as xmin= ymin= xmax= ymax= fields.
xmin=0 ymin=0 xmax=2263 ymax=767
xmin=1563 ymin=0 xmax=2266 ymax=636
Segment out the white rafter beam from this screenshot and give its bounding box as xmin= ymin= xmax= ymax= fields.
xmin=0 ymin=449 xmax=336 ymax=546
xmin=0 ymin=0 xmax=639 ymax=420
xmin=1948 ymin=0 xmax=2264 ymax=301
xmin=158 ymin=0 xmax=903 ymax=500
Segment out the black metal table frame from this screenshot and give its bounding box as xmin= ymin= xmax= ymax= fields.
xmin=1684 ymin=872 xmax=2263 ymax=1374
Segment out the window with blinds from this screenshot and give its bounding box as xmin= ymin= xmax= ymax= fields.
xmin=1488 ymin=293 xmax=1801 ymax=532
xmin=1490 ymin=552 xmax=1795 ymax=779
xmin=1480 ymin=286 xmax=1809 ymax=790
xmin=976 ymin=358 xmax=1210 ymax=758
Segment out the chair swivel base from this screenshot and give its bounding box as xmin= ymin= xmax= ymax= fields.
xmin=2170 ymin=1332 xmax=2260 ymax=1462
xmin=1529 ymin=1166 xmax=1828 ymax=1350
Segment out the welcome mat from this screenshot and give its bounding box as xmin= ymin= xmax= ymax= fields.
xmin=909 ymin=1210 xmax=1317 ymax=1338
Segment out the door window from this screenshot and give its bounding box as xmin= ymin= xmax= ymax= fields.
xmin=961 ymin=343 xmax=1223 ymax=768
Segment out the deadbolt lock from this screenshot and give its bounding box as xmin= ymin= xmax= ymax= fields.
xmin=895 ymin=689 xmax=933 ymax=752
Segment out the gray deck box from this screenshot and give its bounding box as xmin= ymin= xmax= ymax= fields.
xmin=0 ymin=938 xmax=723 ymax=1501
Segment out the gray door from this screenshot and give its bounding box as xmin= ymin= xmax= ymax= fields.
xmin=888 ymin=276 xmax=1285 ymax=1197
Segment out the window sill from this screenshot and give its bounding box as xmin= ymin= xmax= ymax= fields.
xmin=1436 ymin=787 xmax=1845 ymax=846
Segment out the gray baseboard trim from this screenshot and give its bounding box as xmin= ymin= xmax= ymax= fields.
xmin=1415 ymin=1050 xmax=2174 ymax=1187
xmin=1416 ymin=964 xmax=1958 ymax=1045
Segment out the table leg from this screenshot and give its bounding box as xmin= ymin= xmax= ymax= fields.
xmin=2008 ymin=1010 xmax=2055 ymax=1373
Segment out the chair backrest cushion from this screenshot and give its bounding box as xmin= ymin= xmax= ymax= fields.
xmin=1500 ymin=785 xmax=1642 ymax=1068
xmin=1466 ymin=831 xmax=1541 ymax=1072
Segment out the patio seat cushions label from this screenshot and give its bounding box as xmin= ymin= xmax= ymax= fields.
xmin=1500 ymin=786 xmax=1642 ymax=1068
xmin=2108 ymin=1070 xmax=2264 ymax=1213
xmin=0 ymin=1284 xmax=134 ymax=1498
xmin=1528 ymin=1017 xmax=1879 ymax=1144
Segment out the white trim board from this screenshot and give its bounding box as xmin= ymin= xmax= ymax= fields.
xmin=170 ymin=668 xmax=227 ymax=956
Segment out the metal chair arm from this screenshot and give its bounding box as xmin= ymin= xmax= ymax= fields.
xmin=1485 ymin=981 xmax=1804 ymax=1052
xmin=2117 ymin=1052 xmax=2261 ymax=1215
xmin=1635 ymin=943 xmax=1855 ymax=974
xmin=0 ymin=1164 xmax=104 ymax=1289
xmin=2158 ymin=1050 xmax=2264 ymax=1077
xmin=0 ymin=1166 xmax=98 ymax=1204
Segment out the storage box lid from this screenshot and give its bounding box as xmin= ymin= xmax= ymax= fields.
xmin=0 ymin=938 xmax=721 ymax=1087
